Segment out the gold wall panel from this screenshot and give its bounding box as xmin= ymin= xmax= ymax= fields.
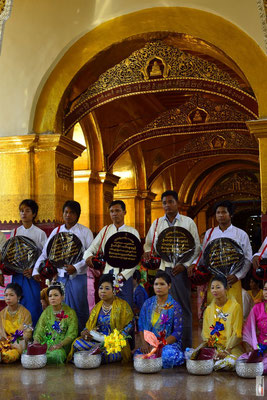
xmin=0 ymin=134 xmax=85 ymax=224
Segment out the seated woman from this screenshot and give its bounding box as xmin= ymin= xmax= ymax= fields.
xmin=247 ymin=276 xmax=263 ymax=304
xmin=33 ymin=282 xmax=78 ymax=364
xmin=202 ymin=275 xmax=243 ymax=371
xmin=238 ymin=280 xmax=267 ymax=373
xmin=0 ymin=283 xmax=32 ymax=363
xmin=69 ymin=274 xmax=134 ymax=363
xmin=135 ymin=271 xmax=184 ymax=369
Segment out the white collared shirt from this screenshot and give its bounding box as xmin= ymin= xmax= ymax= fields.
xmin=33 ymin=223 xmax=93 ymax=278
xmin=253 ymin=236 xmax=267 ymax=259
xmin=0 ymin=231 xmax=7 ymax=252
xmin=197 ymin=224 xmax=252 ymax=279
xmin=10 ymin=224 xmax=47 ymax=250
xmin=83 ymin=224 xmax=140 ymax=280
xmin=144 ymin=214 xmax=200 ymax=269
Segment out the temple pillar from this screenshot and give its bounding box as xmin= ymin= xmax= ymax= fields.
xmin=113 ymin=189 xmax=156 ymax=238
xmin=0 ymin=134 xmax=85 ymax=227
xmin=151 ymin=200 xmax=164 ymax=224
xmin=140 ymin=190 xmax=156 ymax=238
xmin=246 ymin=119 xmax=267 ymax=239
xmin=97 ymin=172 xmax=120 ymax=233
xmin=195 ymin=207 xmax=208 ymax=238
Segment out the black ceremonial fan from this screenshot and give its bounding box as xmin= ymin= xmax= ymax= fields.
xmin=46 ymin=232 xmax=83 ymax=268
xmin=1 ymin=236 xmax=41 ymax=274
xmin=156 ymin=226 xmax=195 ymax=265
xmin=104 ymin=232 xmax=142 ymax=269
xmin=203 ymin=237 xmax=244 ymax=278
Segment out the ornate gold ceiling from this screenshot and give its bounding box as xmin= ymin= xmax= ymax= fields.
xmin=65 ymin=32 xmax=259 ymax=211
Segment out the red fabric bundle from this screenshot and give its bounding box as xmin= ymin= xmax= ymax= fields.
xmin=246 ymin=350 xmax=263 ymax=363
xmin=196 ymin=347 xmax=216 ymax=360
xmin=27 ymin=343 xmax=47 ymax=355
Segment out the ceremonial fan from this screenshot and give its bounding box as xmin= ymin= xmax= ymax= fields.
xmin=38 ymin=232 xmax=83 ymax=279
xmin=156 ymin=226 xmax=196 ymax=267
xmin=0 ymin=236 xmax=40 ymax=275
xmin=203 ymin=237 xmax=244 ymax=278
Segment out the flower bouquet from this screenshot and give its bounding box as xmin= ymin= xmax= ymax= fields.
xmin=134 ymin=330 xmax=165 ymax=373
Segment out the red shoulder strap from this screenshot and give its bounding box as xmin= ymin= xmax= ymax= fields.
xmin=14 ymin=228 xmax=17 ymax=236
xmin=259 ymin=242 xmax=267 ymax=261
xmin=95 ymin=225 xmax=110 ymax=258
xmin=195 ymin=227 xmax=215 ymax=267
xmin=56 ymin=226 xmax=61 ymax=234
xmin=150 ymin=218 xmax=159 ymax=257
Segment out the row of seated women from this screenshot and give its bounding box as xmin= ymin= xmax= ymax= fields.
xmin=0 ymin=272 xmax=266 ymax=373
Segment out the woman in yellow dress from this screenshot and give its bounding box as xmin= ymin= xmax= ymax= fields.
xmin=247 ymin=277 xmax=263 ymax=304
xmin=0 ymin=283 xmax=32 ymax=363
xmin=202 ymin=275 xmax=243 ymax=370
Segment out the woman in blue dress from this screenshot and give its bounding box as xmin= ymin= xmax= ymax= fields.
xmin=135 ymin=271 xmax=184 ymax=368
xmin=68 ymin=274 xmax=134 ymax=363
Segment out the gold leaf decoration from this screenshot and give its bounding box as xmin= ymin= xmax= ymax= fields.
xmin=77 ymin=42 xmax=241 ymax=106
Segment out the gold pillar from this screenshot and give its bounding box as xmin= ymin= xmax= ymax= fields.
xmin=151 ymin=200 xmax=164 ymax=224
xmin=74 ymin=170 xmax=119 ymax=234
xmin=0 ymin=134 xmax=85 ymax=224
xmin=113 ymin=189 xmax=156 ymax=238
xmin=74 ymin=169 xmax=92 ymax=228
xmin=246 ymin=119 xmax=266 ymax=238
xmin=195 ymin=207 xmax=208 ymax=237
xmin=97 ymin=172 xmax=120 ymax=232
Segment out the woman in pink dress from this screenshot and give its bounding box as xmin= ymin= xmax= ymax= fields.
xmin=239 ymin=280 xmax=267 ymax=372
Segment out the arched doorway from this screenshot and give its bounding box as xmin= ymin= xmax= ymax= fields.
xmin=32 ymin=7 xmax=267 ymax=236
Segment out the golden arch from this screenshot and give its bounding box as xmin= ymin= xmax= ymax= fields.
xmin=33 ymin=7 xmax=267 ymax=134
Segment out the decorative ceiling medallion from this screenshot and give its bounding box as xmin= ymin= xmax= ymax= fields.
xmin=187 ymin=107 xmax=209 ymax=124
xmin=144 ymin=94 xmax=251 ymax=131
xmin=189 ymin=173 xmax=260 ymax=217
xmin=147 ymin=131 xmax=258 ymax=187
xmin=210 ymin=135 xmax=226 ymax=149
xmin=0 ymin=0 xmax=13 ymax=53
xmin=77 ymin=41 xmax=242 ymax=106
xmin=64 ymin=42 xmax=258 ymax=134
xmin=141 ymin=56 xmax=171 ymax=80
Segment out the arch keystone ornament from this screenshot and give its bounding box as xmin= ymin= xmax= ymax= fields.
xmin=0 ymin=0 xmax=13 ymax=53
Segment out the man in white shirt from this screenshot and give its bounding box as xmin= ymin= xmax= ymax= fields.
xmin=252 ymin=237 xmax=267 ymax=269
xmin=189 ymin=200 xmax=252 ymax=309
xmin=143 ymin=190 xmax=200 ymax=349
xmin=84 ymin=200 xmax=140 ymax=308
xmin=33 ymin=200 xmax=93 ymax=332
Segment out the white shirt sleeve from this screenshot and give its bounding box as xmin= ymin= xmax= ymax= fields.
xmin=235 ymin=230 xmax=252 ymax=280
xmin=83 ymin=227 xmax=108 ymax=260
xmin=252 ymin=237 xmax=267 ymax=259
xmin=32 ymin=228 xmax=58 ymax=276
xmin=73 ymin=227 xmax=94 ymax=274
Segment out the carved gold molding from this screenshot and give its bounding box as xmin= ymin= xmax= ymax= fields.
xmin=257 ymin=0 xmax=267 ymax=53
xmin=0 ymin=0 xmax=13 ymax=53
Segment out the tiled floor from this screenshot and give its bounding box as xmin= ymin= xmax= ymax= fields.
xmin=0 ymin=362 xmax=265 ymax=400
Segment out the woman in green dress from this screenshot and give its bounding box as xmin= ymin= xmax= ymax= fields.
xmin=33 ymin=282 xmax=78 ymax=364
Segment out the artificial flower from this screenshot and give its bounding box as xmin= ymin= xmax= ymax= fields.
xmin=10 ymin=330 xmax=24 ymax=344
xmin=56 ymin=311 xmax=68 ymax=321
xmin=210 ymin=321 xmax=225 ymax=337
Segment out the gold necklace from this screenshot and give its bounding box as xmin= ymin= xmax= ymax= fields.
xmin=155 ymin=299 xmax=165 ymax=313
xmin=7 ymin=306 xmax=19 ymax=316
xmin=102 ymin=303 xmax=112 ymax=315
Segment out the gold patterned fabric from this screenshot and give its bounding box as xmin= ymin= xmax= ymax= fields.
xmin=86 ymin=297 xmax=133 ymax=362
xmin=0 ymin=305 xmax=32 ymax=363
